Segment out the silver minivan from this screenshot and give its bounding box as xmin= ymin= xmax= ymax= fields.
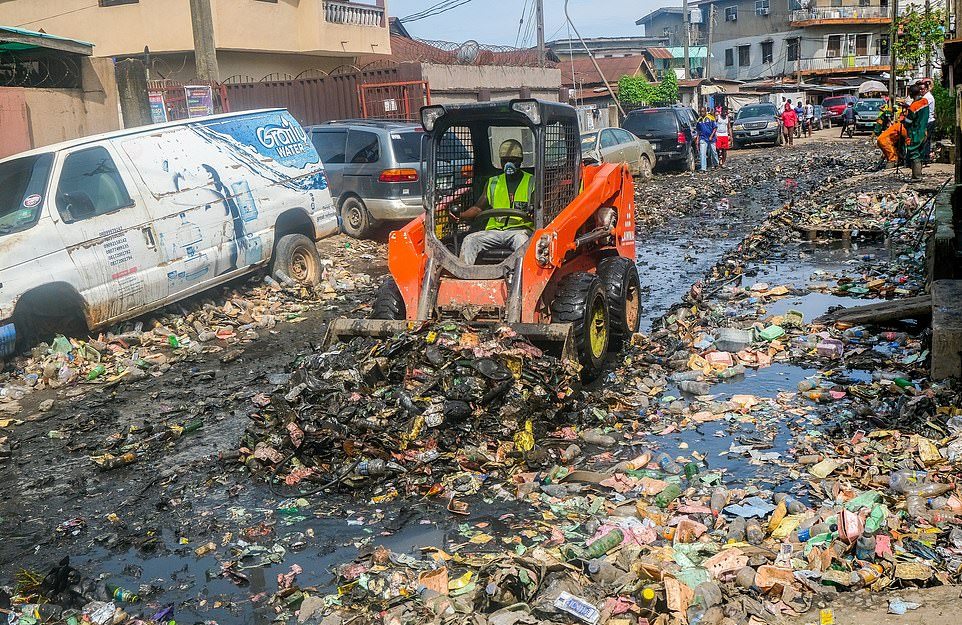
xmin=0 ymin=108 xmax=337 ymax=357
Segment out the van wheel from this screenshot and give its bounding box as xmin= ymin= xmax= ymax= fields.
xmin=14 ymin=306 xmax=87 ymax=352
xmin=341 ymin=197 xmax=374 ymax=239
xmin=371 ymin=278 xmax=406 ymax=320
xmin=272 ymin=234 xmax=321 ymax=286
xmin=551 ymin=272 xmax=609 ymax=378
xmin=597 ymin=257 xmax=641 ymax=349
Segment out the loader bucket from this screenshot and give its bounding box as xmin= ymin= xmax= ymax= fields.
xmin=323 ymin=318 xmax=579 ymax=363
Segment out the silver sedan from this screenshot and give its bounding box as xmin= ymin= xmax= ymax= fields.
xmin=581 ymin=128 xmax=656 ymax=181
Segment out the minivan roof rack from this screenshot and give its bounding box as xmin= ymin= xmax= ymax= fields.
xmin=321 ymin=119 xmax=419 ymax=128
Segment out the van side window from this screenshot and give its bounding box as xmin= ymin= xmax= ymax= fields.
xmin=346 ymin=130 xmax=380 ymax=164
xmin=311 ymin=130 xmax=346 ymax=164
xmin=56 ymin=147 xmax=133 ymax=223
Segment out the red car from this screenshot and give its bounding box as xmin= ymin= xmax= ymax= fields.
xmin=821 ymin=95 xmax=858 ymax=127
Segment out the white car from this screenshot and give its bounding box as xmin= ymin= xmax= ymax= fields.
xmin=0 ymin=108 xmax=338 ymax=357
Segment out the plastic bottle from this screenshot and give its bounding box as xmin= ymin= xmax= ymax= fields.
xmin=560 ymin=444 xmax=582 ymax=463
xmin=655 ymin=483 xmax=682 ymax=508
xmin=773 ymin=492 xmax=806 ymax=514
xmin=671 ymin=370 xmax=705 ymax=382
xmin=98 ymin=452 xmax=137 ymax=471
xmin=587 ymin=559 xmax=623 ymax=584
xmin=745 ymin=519 xmax=764 ymax=545
xmin=655 ymin=452 xmax=682 ymax=474
xmin=889 ymin=470 xmax=953 ymax=496
xmin=584 ymin=529 xmax=625 ymax=559
xmin=726 ymin=516 xmax=746 ymax=542
xmin=356 ymin=459 xmax=405 ymax=477
xmin=683 ymin=462 xmax=700 ymax=481
xmin=580 ymin=429 xmax=616 ymax=447
xmin=105 ymin=584 xmax=139 ymax=603
xmin=710 ymin=487 xmax=729 ymax=517
xmin=638 ymin=586 xmax=659 ymax=613
xmin=716 ymin=364 xmax=747 ymax=379
xmin=856 ymin=533 xmax=876 ymax=561
xmin=678 ymin=380 xmax=711 ymax=395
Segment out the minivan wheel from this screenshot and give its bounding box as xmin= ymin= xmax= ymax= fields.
xmin=340 ymin=197 xmax=373 ymax=239
xmin=272 ymin=233 xmax=322 ymax=286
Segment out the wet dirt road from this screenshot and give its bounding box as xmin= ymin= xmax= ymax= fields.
xmin=0 ymin=135 xmax=953 ymax=624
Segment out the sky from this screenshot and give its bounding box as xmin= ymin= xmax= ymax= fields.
xmin=389 ymin=0 xmax=665 ymax=47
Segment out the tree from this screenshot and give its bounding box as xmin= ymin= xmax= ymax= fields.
xmin=617 ymin=72 xmax=680 ymax=106
xmin=893 ymin=7 xmax=946 ymax=72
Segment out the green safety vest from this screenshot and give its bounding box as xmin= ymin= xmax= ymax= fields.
xmin=484 ymin=172 xmax=534 ymax=231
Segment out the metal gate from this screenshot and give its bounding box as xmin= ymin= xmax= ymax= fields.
xmin=358 ymin=80 xmax=431 ymax=120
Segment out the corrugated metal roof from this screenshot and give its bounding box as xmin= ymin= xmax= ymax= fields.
xmin=646 ymin=47 xmax=673 ymax=59
xmin=0 ymin=25 xmax=93 ymax=53
xmin=561 ymin=55 xmax=652 ymax=86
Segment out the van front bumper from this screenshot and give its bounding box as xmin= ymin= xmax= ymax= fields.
xmin=366 ymin=197 xmax=424 ymax=222
xmin=732 ymin=128 xmax=779 ymax=143
xmin=0 ymin=322 xmax=15 ymax=358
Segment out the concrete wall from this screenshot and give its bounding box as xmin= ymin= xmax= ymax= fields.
xmin=0 ymin=0 xmax=392 ymax=59
xmin=420 ymin=64 xmax=562 ymax=104
xmin=708 ymin=0 xmax=792 ymax=42
xmin=149 ymin=51 xmax=357 ymax=82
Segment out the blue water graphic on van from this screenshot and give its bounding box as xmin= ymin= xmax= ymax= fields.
xmin=198 ymin=111 xmax=319 ymax=171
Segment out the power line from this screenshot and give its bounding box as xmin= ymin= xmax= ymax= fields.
xmin=400 ymin=0 xmax=476 ymax=23
xmin=514 ymin=0 xmax=530 ymax=48
xmin=15 ymin=2 xmax=101 ymax=28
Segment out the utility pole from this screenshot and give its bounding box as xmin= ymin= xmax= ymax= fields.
xmin=888 ymin=0 xmax=898 ymax=98
xmin=189 ymin=0 xmax=220 ymax=82
xmin=924 ymin=0 xmax=932 ymax=78
xmin=705 ymin=4 xmax=715 ymax=79
xmin=536 ymin=0 xmax=546 ymax=68
xmin=682 ymin=0 xmax=691 ymax=79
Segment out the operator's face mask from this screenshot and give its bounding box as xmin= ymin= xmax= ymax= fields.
xmin=501 ymin=158 xmax=523 ymax=177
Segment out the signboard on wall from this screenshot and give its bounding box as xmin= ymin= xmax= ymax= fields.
xmin=184 ymin=85 xmax=214 ymax=119
xmin=148 ymin=92 xmax=168 ymax=124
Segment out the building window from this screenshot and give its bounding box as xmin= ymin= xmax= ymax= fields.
xmin=830 ymin=0 xmax=842 ymax=6
xmin=787 ymin=37 xmax=800 ymax=62
xmin=738 ymin=45 xmax=750 ymax=66
xmin=855 ymin=33 xmax=869 ymax=56
xmin=725 ymin=48 xmax=734 ymax=66
xmin=755 ymin=0 xmax=770 ymax=16
xmin=858 ymin=0 xmax=870 ymax=5
xmin=99 ymin=0 xmax=138 ymax=6
xmin=877 ymin=34 xmax=890 ymax=56
xmin=725 ymin=6 xmax=738 ymax=21
xmin=827 ymin=35 xmax=842 ymax=58
xmin=789 ymin=0 xmax=802 ymax=9
xmin=761 ymin=41 xmax=773 ymax=64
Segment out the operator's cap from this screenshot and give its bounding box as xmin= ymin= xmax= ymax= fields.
xmin=499 ymin=139 xmax=524 ymax=160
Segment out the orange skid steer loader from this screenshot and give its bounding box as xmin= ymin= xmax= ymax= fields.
xmin=325 ymin=99 xmax=640 ymax=374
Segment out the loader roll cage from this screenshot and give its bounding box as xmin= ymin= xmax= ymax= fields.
xmin=420 ymin=99 xmax=582 ymax=281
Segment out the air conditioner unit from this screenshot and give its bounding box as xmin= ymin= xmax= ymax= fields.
xmin=727 ymin=14 xmax=737 ymax=21
xmin=759 ymin=8 xmax=770 ymax=15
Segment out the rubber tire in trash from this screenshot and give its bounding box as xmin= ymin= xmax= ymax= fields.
xmin=371 ymin=277 xmax=406 ymax=320
xmin=550 ymin=272 xmax=610 ymax=377
xmin=597 ymin=256 xmax=641 ymax=349
xmin=272 ymin=233 xmax=321 ymax=286
xmin=340 ymin=196 xmax=374 ymax=239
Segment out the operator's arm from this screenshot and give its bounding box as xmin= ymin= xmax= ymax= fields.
xmin=455 ymin=192 xmax=488 ymax=221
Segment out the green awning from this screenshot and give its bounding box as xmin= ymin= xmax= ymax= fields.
xmin=0 ymin=25 xmax=93 ymax=56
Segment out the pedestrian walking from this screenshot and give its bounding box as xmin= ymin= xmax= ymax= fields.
xmin=839 ymin=102 xmax=855 ymax=137
xmin=695 ymin=107 xmax=718 ymax=171
xmin=903 ymin=83 xmax=930 ymax=180
xmin=794 ymin=101 xmax=805 ymax=138
xmin=804 ymin=101 xmax=815 ymax=137
xmin=781 ymin=102 xmax=797 ymax=146
xmin=921 ymin=77 xmax=936 ymax=163
xmin=715 ymin=107 xmax=731 ymax=167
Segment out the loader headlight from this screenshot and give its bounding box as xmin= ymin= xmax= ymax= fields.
xmin=420 ymin=105 xmax=446 ymax=132
xmin=535 ymin=232 xmax=555 ymax=267
xmin=511 ymin=100 xmax=542 ymax=125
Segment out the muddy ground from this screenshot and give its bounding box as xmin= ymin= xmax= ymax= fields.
xmin=0 ymin=129 xmax=956 ymax=624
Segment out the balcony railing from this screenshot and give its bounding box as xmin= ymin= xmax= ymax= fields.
xmin=796 ymin=54 xmax=888 ymax=72
xmin=790 ymin=6 xmax=891 ymax=22
xmin=324 ymin=1 xmax=385 ymax=27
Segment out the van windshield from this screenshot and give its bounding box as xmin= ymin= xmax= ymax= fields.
xmin=623 ymin=110 xmax=677 ymax=135
xmin=0 ymin=153 xmax=53 ymax=237
xmin=390 ymin=131 xmax=424 ymax=164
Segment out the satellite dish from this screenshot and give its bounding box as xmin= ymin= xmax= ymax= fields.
xmin=457 ymin=40 xmax=480 ymax=64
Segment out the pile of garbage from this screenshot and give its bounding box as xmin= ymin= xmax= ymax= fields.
xmin=241 ymin=322 xmax=588 ymax=499
xmin=793 ymin=189 xmax=925 ymax=234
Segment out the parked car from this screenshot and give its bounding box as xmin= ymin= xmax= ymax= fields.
xmin=731 ymin=103 xmax=782 ymax=148
xmin=854 ymin=98 xmax=885 ymax=132
xmin=622 ymin=106 xmax=697 ymax=172
xmin=581 ymin=127 xmax=656 ymax=181
xmin=821 ymin=95 xmax=858 ymax=127
xmin=0 ymin=108 xmax=338 ymax=358
xmin=307 ymin=120 xmax=433 ymax=239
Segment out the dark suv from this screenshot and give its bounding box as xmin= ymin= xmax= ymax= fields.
xmin=622 ymin=106 xmax=697 ymax=171
xmin=307 ymin=120 xmax=428 ymax=238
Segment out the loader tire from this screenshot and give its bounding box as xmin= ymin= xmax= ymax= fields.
xmin=550 ymin=272 xmax=610 ymax=378
xmin=597 ymin=256 xmax=641 ymax=349
xmin=371 ymin=278 xmax=406 ymax=320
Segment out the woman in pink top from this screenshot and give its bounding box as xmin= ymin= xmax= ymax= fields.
xmin=781 ymin=102 xmax=797 ymax=146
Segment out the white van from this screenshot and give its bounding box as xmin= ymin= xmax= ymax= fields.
xmin=0 ymin=108 xmax=338 ymax=357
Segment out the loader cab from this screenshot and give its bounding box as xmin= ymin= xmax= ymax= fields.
xmin=419 ymin=100 xmax=582 ymax=269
